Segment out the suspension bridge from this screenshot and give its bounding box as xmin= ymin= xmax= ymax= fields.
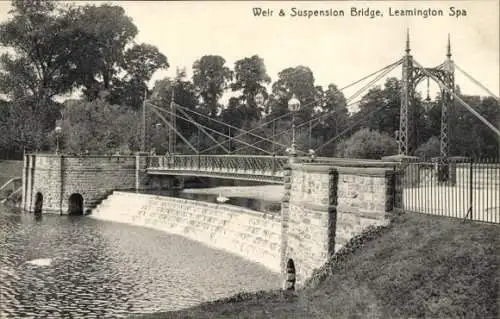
xmin=144 ymin=31 xmax=499 ymax=185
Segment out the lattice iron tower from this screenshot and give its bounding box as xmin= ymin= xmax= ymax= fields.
xmin=399 ymin=31 xmax=455 ymax=173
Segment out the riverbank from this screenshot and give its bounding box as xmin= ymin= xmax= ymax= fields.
xmin=135 ymin=212 xmax=500 ymax=318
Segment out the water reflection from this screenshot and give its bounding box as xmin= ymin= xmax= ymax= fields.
xmin=0 ymin=206 xmax=281 ymax=318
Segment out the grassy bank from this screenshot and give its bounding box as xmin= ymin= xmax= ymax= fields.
xmin=0 ymin=160 xmax=22 ymax=186
xmin=135 ymin=212 xmax=499 ymax=319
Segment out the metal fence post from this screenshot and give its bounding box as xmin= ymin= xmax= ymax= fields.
xmin=466 ymin=159 xmax=473 ymax=221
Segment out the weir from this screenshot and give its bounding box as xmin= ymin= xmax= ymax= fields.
xmin=22 ymin=153 xmax=399 ymax=288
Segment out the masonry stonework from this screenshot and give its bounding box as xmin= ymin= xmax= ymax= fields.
xmin=22 ymin=153 xmax=174 ymax=214
xmin=282 ymin=162 xmax=396 ymax=288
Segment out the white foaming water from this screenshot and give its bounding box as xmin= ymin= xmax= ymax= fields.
xmin=26 ymin=258 xmax=52 ymax=266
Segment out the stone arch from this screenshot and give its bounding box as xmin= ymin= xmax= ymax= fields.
xmin=68 ymin=193 xmax=84 ymax=215
xmin=285 ymin=258 xmax=296 ymax=291
xmin=33 ymin=192 xmax=43 ymax=215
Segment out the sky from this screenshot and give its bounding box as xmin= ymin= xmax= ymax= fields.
xmin=0 ymin=0 xmax=498 ymax=109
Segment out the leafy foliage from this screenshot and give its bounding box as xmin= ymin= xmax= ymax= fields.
xmin=232 ymin=55 xmax=271 ymax=120
xmin=58 ymin=99 xmax=140 ymax=154
xmin=192 ymin=55 xmax=233 ymax=117
xmin=356 ymin=77 xmax=401 ymax=136
xmin=0 ymin=2 xmax=497 ymax=160
xmin=414 ymin=136 xmax=441 ymax=159
xmin=0 ymin=1 xmax=78 ymax=101
xmin=336 ymin=128 xmax=398 ymax=159
xmin=0 ymin=1 xmax=168 ymax=158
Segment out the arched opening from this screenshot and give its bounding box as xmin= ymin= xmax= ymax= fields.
xmin=68 ymin=193 xmax=84 ymax=215
xmin=285 ymin=258 xmax=296 ymax=291
xmin=33 ymin=192 xmax=43 ymax=215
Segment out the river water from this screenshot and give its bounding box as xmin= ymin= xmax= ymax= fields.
xmin=143 ymin=188 xmax=282 ymax=215
xmin=0 ymin=202 xmax=281 ymax=318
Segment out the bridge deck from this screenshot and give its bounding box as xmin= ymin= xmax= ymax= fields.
xmin=147 ymin=155 xmax=289 ymax=183
xmin=146 ymin=155 xmax=398 ymax=183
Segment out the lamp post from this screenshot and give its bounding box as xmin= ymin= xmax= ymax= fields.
xmin=255 ymin=92 xmax=276 ymax=154
xmin=287 ymin=94 xmax=300 ymax=158
xmin=255 ymin=92 xmax=265 ymax=109
xmin=422 ymin=77 xmax=435 ymax=117
xmin=55 ymin=126 xmax=62 ymax=154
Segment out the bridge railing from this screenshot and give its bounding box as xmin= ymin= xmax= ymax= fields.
xmin=148 ymin=154 xmax=294 ymax=174
xmin=148 ymin=155 xmax=398 ymax=172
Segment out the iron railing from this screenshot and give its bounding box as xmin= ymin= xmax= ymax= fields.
xmin=148 ymin=154 xmax=297 ymax=174
xmin=395 ymin=158 xmax=500 ymax=224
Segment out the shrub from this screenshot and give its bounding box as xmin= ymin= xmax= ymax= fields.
xmin=59 ymin=99 xmax=141 ymax=154
xmin=415 ymin=136 xmax=441 ymax=159
xmin=335 ymin=128 xmax=398 ymax=159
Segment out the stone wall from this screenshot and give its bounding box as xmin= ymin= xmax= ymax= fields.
xmin=334 ymin=167 xmax=394 ymax=249
xmin=22 ymin=153 xmax=173 ymax=214
xmin=281 ymin=165 xmax=336 ymax=287
xmin=90 ymin=191 xmax=282 ymax=272
xmin=282 ymin=163 xmax=396 ymax=288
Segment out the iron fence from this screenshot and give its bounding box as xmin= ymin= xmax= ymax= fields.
xmin=395 ymin=158 xmax=500 ymax=224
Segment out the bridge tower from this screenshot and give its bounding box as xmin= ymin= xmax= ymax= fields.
xmin=399 ymin=29 xmax=416 ymax=156
xmin=399 ymin=31 xmax=455 ymax=179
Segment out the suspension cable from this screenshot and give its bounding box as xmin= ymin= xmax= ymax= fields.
xmin=148 ymin=102 xmax=276 ymax=154
xmin=231 ymin=61 xmax=401 ymax=154
xmin=172 ymin=102 xmax=296 ymax=152
xmin=233 ymin=98 xmax=363 ymax=154
xmin=413 ymin=59 xmax=500 ymax=137
xmin=305 ymin=60 xmax=401 ymax=133
xmin=345 ymin=59 xmax=402 ymax=105
xmin=314 ymin=102 xmax=390 ymax=153
xmin=162 ymin=58 xmax=403 ymax=154
xmin=149 ymin=107 xmax=199 ymax=154
xmin=338 ymin=58 xmax=402 ymax=92
xmin=176 ymin=106 xmax=230 ymax=153
xmin=199 ymin=58 xmax=401 ymax=133
xmin=455 ymin=63 xmax=500 ymax=102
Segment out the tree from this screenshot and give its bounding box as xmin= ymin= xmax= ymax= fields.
xmin=269 ymin=66 xmax=320 ymax=123
xmin=69 ymin=4 xmax=168 ymax=102
xmin=0 ymin=1 xmax=79 ymax=101
xmin=0 ymin=1 xmax=169 ymax=157
xmin=232 ymin=55 xmax=271 ymax=121
xmin=0 ymin=2 xmax=167 ymax=104
xmin=108 ymin=43 xmax=169 ymax=108
xmin=192 ymin=55 xmax=233 ymax=117
xmin=149 ymin=70 xmax=200 ymax=153
xmin=59 ymin=99 xmax=140 ymax=154
xmin=356 ymin=77 xmax=401 ymax=137
xmin=414 ymin=136 xmax=440 ymax=159
xmin=312 ymin=84 xmax=349 ymax=154
xmin=335 ymin=128 xmax=398 ymax=159
xmin=69 ymin=4 xmax=137 ymax=99
xmin=5 ymin=97 xmax=61 ymax=155
xmin=449 ymin=95 xmax=499 ymax=157
xmin=0 ymin=99 xmax=12 ymax=158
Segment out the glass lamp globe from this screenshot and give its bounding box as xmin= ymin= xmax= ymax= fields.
xmin=288 ymin=94 xmax=300 ymax=112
